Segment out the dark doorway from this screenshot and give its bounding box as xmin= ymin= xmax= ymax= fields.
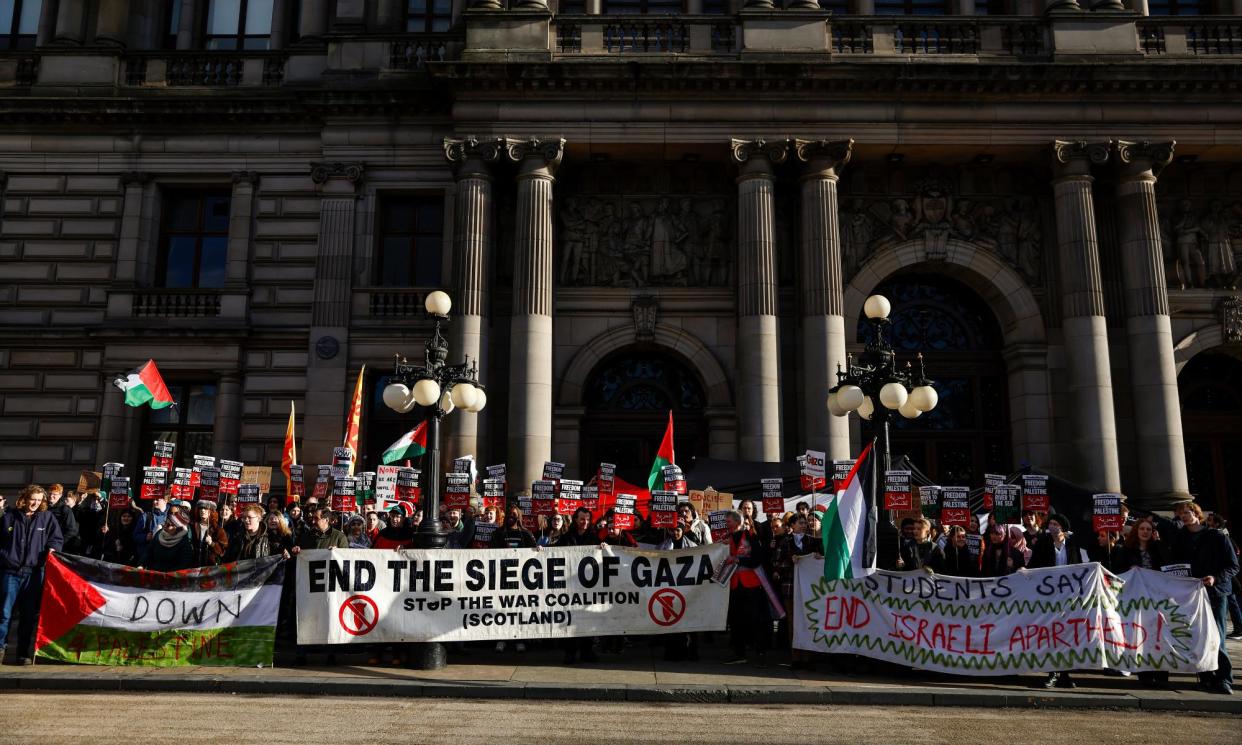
xmin=1180 ymin=350 xmax=1242 ymax=521
xmin=579 ymin=350 xmax=710 ymax=486
xmin=860 ymin=274 xmax=1011 ymax=486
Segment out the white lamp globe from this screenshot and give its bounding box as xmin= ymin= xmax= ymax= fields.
xmin=863 ymin=294 xmax=892 ymax=320
xmin=836 ymin=385 xmax=864 ymax=412
xmin=438 ymin=390 xmax=455 ymax=414
xmin=467 ymin=388 xmax=487 ymax=413
xmin=449 ymin=382 xmax=478 ymax=410
xmin=879 ymin=382 xmax=908 ymax=410
xmin=909 ymin=385 xmax=939 ymax=412
xmin=425 ymin=290 xmax=452 ymax=316
xmin=412 ymin=378 xmax=441 ymax=407
xmin=899 ymin=399 xmax=922 ymax=419
xmin=382 ymin=382 xmax=411 ymax=413
xmin=827 ymin=391 xmax=846 ymax=417
xmin=858 ymin=395 xmax=875 ymax=421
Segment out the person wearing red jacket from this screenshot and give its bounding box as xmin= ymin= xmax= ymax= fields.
xmin=723 ymin=510 xmax=769 ymax=666
xmin=371 ymin=504 xmax=414 ymax=550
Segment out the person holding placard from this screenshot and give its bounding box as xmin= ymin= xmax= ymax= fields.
xmin=1173 ymin=502 xmax=1238 ymax=695
xmin=372 ymin=505 xmax=414 ymax=550
xmin=723 ymin=510 xmax=771 ymax=666
xmin=1086 ymin=530 xmax=1129 ymax=573
xmin=133 ymin=493 xmax=170 ymax=560
xmin=101 ymin=507 xmax=140 ymax=566
xmin=556 ymin=507 xmax=602 ymax=664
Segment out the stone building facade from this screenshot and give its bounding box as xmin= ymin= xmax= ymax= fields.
xmin=1 ymin=0 xmax=1241 ymax=517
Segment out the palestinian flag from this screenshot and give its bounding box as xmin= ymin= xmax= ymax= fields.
xmin=822 ymin=440 xmax=878 ymax=581
xmin=36 ymin=553 xmax=284 ymax=667
xmin=114 ymin=359 xmax=175 ymax=409
xmin=381 ymin=421 xmax=427 ymax=465
xmin=646 ymin=411 xmax=675 ymax=492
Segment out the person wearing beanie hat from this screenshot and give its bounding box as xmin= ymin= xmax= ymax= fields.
xmin=141 ymin=504 xmax=195 ymax=572
xmin=190 ymin=499 xmax=229 ymax=567
xmin=372 ymin=505 xmax=414 ymax=550
xmin=1028 ymin=511 xmax=1083 ymax=690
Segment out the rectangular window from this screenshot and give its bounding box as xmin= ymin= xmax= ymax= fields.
xmin=603 ymin=0 xmax=682 ymax=13
xmin=158 ymin=191 xmax=230 ymax=289
xmin=205 ymin=0 xmax=273 ymax=49
xmin=166 ymin=0 xmax=181 ymax=48
xmin=406 ymin=0 xmax=452 ymax=32
xmin=144 ymin=383 xmax=218 ymax=469
xmin=376 ymin=195 xmax=444 ymax=287
xmin=1147 ymin=0 xmax=1203 ymax=13
xmin=874 ymin=0 xmax=950 ymax=13
xmin=0 ymin=0 xmax=41 ymax=50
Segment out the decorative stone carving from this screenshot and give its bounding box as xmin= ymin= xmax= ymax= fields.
xmin=443 ymin=136 xmax=504 ymax=166
xmin=794 ymin=138 xmax=854 ymax=172
xmin=632 ymin=295 xmax=658 ymax=341
xmin=558 ymin=195 xmax=732 ymax=288
xmin=1053 ymin=140 xmax=1112 ymax=167
xmin=1157 ymin=198 xmax=1242 ymax=290
xmin=730 ymin=138 xmax=789 ymax=166
xmin=839 ymin=174 xmax=1045 ymax=285
xmin=1222 ymin=296 xmax=1242 ymax=343
xmin=1115 ymin=140 xmax=1176 ymax=176
xmin=310 ymin=162 xmax=364 ymax=185
xmin=231 ymin=170 xmax=260 ymax=185
xmin=505 ymin=137 xmax=566 ymax=169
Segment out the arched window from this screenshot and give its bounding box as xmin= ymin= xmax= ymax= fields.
xmin=860 ymin=275 xmax=1009 ymax=486
xmin=1180 ymin=351 xmax=1242 ymax=519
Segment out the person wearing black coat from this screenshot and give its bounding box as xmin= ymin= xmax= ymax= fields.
xmin=1172 ymin=502 xmax=1239 ymax=695
xmin=142 ymin=506 xmax=195 ymax=572
xmin=1085 ymin=530 xmax=1131 ymax=574
xmin=1027 ymin=513 xmax=1082 ymax=690
xmin=556 ymin=507 xmax=601 ymax=663
xmin=221 ymin=504 xmax=272 ymax=563
xmin=980 ymin=525 xmax=1026 ymax=578
xmin=74 ymin=492 xmax=107 ymax=559
xmin=49 ymin=490 xmax=80 ymax=556
xmin=1123 ymin=516 xmax=1169 ymax=571
xmin=101 ymin=508 xmax=141 ymax=566
xmin=489 ymin=508 xmax=537 ymax=549
xmin=897 ymin=518 xmax=944 ymax=571
xmin=940 ymin=527 xmax=979 ymax=577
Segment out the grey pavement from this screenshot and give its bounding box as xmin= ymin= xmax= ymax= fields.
xmin=1 ymin=637 xmax=1239 ymax=713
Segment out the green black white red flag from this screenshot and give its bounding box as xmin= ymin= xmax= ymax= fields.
xmin=113 ymin=359 xmax=176 ymax=410
xmin=646 ymin=411 xmax=675 ymax=491
xmin=822 ymin=440 xmax=877 ymax=581
xmin=36 ymin=553 xmax=284 ymax=666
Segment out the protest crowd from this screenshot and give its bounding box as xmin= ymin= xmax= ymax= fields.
xmin=1 ymin=461 xmax=1239 ymax=696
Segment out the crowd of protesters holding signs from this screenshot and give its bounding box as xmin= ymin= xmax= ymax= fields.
xmin=0 ymin=440 xmax=1239 ymax=696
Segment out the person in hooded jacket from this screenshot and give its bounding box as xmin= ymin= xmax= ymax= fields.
xmin=677 ymin=502 xmax=712 ymax=546
xmin=143 ymin=504 xmax=195 ymax=572
xmin=979 ymin=523 xmax=1025 ymax=577
xmin=221 ymin=504 xmax=271 ymax=562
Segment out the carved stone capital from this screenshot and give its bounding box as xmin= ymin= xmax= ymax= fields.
xmin=444 ymin=136 xmax=504 ymax=165
xmin=1053 ymin=140 xmax=1111 ymax=167
xmin=1115 ymin=140 xmax=1175 ymax=179
xmin=506 ymin=137 xmax=565 ymax=179
xmin=120 ymin=171 xmax=151 ymax=187
xmin=231 ymin=170 xmax=260 ymax=186
xmin=309 ymin=162 xmax=365 ymax=185
xmin=730 ymin=138 xmax=789 ymax=166
xmin=795 ymin=138 xmax=854 ymax=179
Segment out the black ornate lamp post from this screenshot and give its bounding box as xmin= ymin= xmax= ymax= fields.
xmin=381 ymin=289 xmax=486 ymax=669
xmin=828 ymin=294 xmax=938 ymax=474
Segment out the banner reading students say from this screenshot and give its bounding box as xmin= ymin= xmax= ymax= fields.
xmin=793 ymin=562 xmax=1221 ymax=675
xmin=296 ymin=544 xmax=729 ymax=645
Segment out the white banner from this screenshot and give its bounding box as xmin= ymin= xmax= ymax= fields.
xmin=296 ymin=544 xmax=730 ymax=645
xmin=793 ymin=562 xmax=1220 ymax=675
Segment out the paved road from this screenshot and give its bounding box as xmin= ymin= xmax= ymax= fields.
xmin=1 ymin=693 xmax=1238 ymax=745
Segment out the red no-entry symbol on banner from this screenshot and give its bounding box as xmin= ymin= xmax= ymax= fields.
xmin=648 ymin=588 xmax=686 ymax=627
xmin=338 ymin=594 xmax=379 ymax=636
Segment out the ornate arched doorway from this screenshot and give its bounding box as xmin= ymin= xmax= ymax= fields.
xmin=861 ymin=274 xmax=1010 ymax=485
xmin=579 ymin=350 xmax=710 ymax=485
xmin=1180 ymin=349 xmax=1242 ymax=520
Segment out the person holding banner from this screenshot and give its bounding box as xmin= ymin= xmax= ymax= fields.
xmin=535 ymin=514 xmax=568 ymax=546
xmin=1173 ymin=501 xmax=1238 ymax=695
xmin=490 ymin=508 xmax=537 ymax=549
xmin=1086 ymin=530 xmax=1130 ymax=573
xmin=222 ymin=504 xmax=274 ymax=562
xmin=556 ymin=507 xmax=602 ymax=665
xmin=345 ymin=515 xmax=372 ymax=549
xmin=0 ymin=485 xmax=64 ymax=664
xmin=292 ymin=507 xmax=348 ymax=553
xmin=100 ymin=508 xmax=139 ymax=565
xmin=1123 ymin=516 xmax=1168 ymax=571
xmin=142 ymin=504 xmax=195 ymax=572
xmin=941 ymin=526 xmax=978 ymax=577
xmin=896 ymin=518 xmax=944 ymax=571
xmin=372 ymin=505 xmax=414 ymax=550
xmin=979 ymin=524 xmax=1024 ymax=577
xmin=443 ymin=508 xmax=475 ymax=549
xmin=1029 ymin=513 xmax=1078 ymax=571
xmin=723 ymin=510 xmax=771 ymax=666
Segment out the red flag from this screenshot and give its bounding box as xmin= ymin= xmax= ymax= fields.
xmin=342 ymin=365 xmax=365 ymax=475
xmin=281 ymin=401 xmax=297 ymax=489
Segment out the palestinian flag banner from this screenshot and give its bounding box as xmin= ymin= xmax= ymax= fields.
xmin=647 ymin=411 xmax=675 ymax=492
xmin=822 ymin=441 xmax=877 ymax=581
xmin=382 ymin=421 xmax=427 ymax=465
xmin=36 ymin=553 xmax=284 ymax=667
xmin=114 ymin=359 xmax=175 ymax=410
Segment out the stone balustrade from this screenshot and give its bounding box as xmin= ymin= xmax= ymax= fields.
xmin=1137 ymin=16 xmax=1242 ymax=56
xmin=554 ymin=15 xmax=736 ymax=55
xmin=122 ymin=52 xmax=288 ymax=87
xmin=132 ymin=290 xmax=222 ymax=318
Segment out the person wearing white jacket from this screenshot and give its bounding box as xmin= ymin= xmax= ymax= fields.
xmin=677 ymin=503 xmax=712 ymax=545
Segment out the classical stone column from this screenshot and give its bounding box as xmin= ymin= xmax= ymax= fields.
xmin=1114 ymin=140 xmax=1189 ymax=506
xmin=115 ymin=172 xmax=150 ymax=286
xmin=505 ymin=138 xmax=564 ymax=490
xmin=94 ymin=0 xmax=131 ymax=46
xmin=443 ymin=137 xmax=503 ymax=463
xmin=731 ymin=138 xmax=787 ymax=463
xmin=211 ymin=372 xmax=243 ymax=460
xmin=36 ymin=0 xmax=58 ymax=45
xmin=299 ymin=0 xmax=328 ymax=41
xmin=96 ymin=375 xmax=128 ymax=465
xmin=270 ymin=0 xmax=289 ymax=48
xmin=303 ymin=163 xmax=364 ymax=466
xmin=227 ymin=172 xmax=259 ymax=287
xmin=54 ymin=0 xmax=86 ymax=44
xmin=795 ymin=138 xmax=853 ymax=461
xmin=1051 ymin=140 xmax=1122 ymax=493
xmin=176 ymin=0 xmax=198 ymax=49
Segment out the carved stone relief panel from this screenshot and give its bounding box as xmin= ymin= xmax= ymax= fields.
xmin=1156 ymin=168 xmax=1242 ymax=290
xmin=556 ymin=162 xmax=735 ymax=289
xmin=838 ymin=167 xmax=1050 ymax=287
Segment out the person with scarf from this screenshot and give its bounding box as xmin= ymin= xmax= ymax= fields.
xmin=723 ymin=509 xmax=771 ymax=666
xmin=222 ymin=504 xmax=272 ymax=562
xmin=142 ymin=504 xmax=195 ymax=572
xmin=979 ymin=523 xmax=1025 ymax=577
xmin=1028 ymin=513 xmax=1081 ymax=689
xmin=1007 ymin=524 xmax=1032 ymax=566
xmin=896 ymin=517 xmax=944 ymax=571
xmin=345 ymin=514 xmax=372 ymax=549
xmin=677 ymin=502 xmax=712 ymax=546
xmin=942 ymin=526 xmax=980 ymax=577
xmin=190 ymin=500 xmax=228 ymax=567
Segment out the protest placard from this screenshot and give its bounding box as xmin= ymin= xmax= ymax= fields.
xmin=241 ymin=466 xmax=272 ymax=494
xmin=191 ymin=455 xmax=216 ymax=488
xmin=650 ymin=490 xmax=679 ymax=528
xmin=708 ymin=509 xmax=731 ymax=542
xmin=832 ymin=460 xmax=854 ymax=494
xmin=613 ymin=493 xmax=637 ymax=530
xmin=375 ymin=465 xmax=397 ymax=502
xmin=992 ymin=484 xmax=1020 ymax=524
xmin=311 ymin=464 xmax=330 ymax=502
xmin=542 ymin=461 xmax=565 ymax=483
xmin=198 ymin=466 xmax=220 ymax=503
xmin=219 ymin=459 xmax=243 ymax=495
xmin=983 ymin=473 xmax=1005 ymax=512
xmin=965 ymin=534 xmax=983 ymax=561
xmin=801 ymin=449 xmax=828 ymax=492
xmin=150 ymin=440 xmax=175 ymax=470
xmin=289 ymin=464 xmax=305 ymax=502
xmin=170 ymin=467 xmax=194 ymax=501
xmin=108 ymin=476 xmax=131 ymax=510
xmin=557 ymin=479 xmax=583 ymax=515
xmin=330 ymin=447 xmax=354 ymax=480
xmin=919 ymin=486 xmax=940 ymax=521
xmin=482 ymin=478 xmax=505 ymax=510
xmin=581 ymin=484 xmax=599 ymax=512
xmin=1093 ymin=493 xmax=1125 ymax=532
xmin=237 ymin=482 xmax=262 ymax=505
xmin=101 ymin=462 xmax=124 ymax=496
xmin=140 ymin=466 xmax=167 ymax=502
xmin=531 ymin=479 xmax=557 ymax=516
xmin=940 ymin=486 xmax=970 ymax=527
xmin=598 ymin=463 xmax=616 ymax=500
xmin=761 ymin=478 xmax=784 ymax=515
xmin=884 ymin=470 xmax=912 ymax=511
xmin=471 ymin=522 xmax=499 ymax=549
xmin=77 ymin=470 xmax=102 ymax=494
xmin=358 ymin=472 xmax=377 ymax=508
xmin=331 ymin=476 xmax=358 ymax=512
xmin=444 ymin=472 xmax=472 ymax=511
xmin=517 ymin=494 xmax=537 ymax=531
xmin=662 ymin=464 xmax=687 ymax=495
xmin=1021 ymin=474 xmax=1049 ymax=513
xmin=396 ymin=467 xmax=420 ymax=503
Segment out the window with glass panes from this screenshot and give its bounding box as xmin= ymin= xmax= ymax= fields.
xmin=406 ymin=0 xmax=452 ymax=32
xmin=205 ymin=0 xmax=274 ymax=49
xmin=603 ymin=0 xmax=682 ymax=13
xmin=874 ymin=0 xmax=951 ymax=13
xmin=144 ymin=383 xmax=218 ymax=470
xmin=157 ymin=192 xmax=230 ymax=289
xmin=376 ymin=195 xmax=444 ymax=287
xmin=1147 ymin=0 xmax=1204 ymax=13
xmin=0 ymin=0 xmax=41 ymax=50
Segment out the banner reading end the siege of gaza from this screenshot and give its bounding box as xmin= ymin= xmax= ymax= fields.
xmin=793 ymin=562 xmax=1221 ymax=676
xmin=296 ymin=544 xmax=730 ymax=645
